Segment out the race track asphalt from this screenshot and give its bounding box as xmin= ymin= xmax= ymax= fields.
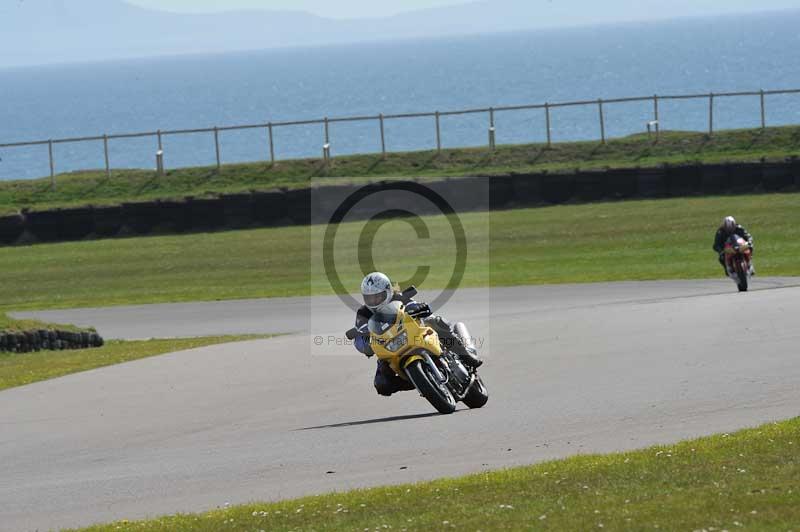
xmin=3 ymin=278 xmax=800 ymax=531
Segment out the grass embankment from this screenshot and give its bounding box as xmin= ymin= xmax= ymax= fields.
xmin=3 ymin=126 xmax=800 ymax=214
xmin=0 ymin=312 xmax=84 ymax=332
xmin=1 ymin=192 xmax=798 ymax=311
xmin=73 ymin=417 xmax=800 ymax=531
xmin=0 ymin=335 xmax=267 ymax=391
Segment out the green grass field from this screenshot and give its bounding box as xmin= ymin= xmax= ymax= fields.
xmin=72 ymin=417 xmax=800 ymax=531
xmin=0 ymin=192 xmax=798 ymax=312
xmin=3 ymin=125 xmax=800 ymax=214
xmin=0 ymin=335 xmax=267 ymax=391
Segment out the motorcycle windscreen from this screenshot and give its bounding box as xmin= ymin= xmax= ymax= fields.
xmin=368 ymin=300 xmax=402 ymax=336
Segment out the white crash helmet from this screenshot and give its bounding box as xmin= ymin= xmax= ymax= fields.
xmin=722 ymin=216 xmax=737 ymax=233
xmin=361 ymin=272 xmax=393 ymax=310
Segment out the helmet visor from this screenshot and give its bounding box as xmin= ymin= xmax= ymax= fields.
xmin=364 ymin=291 xmax=388 ymax=308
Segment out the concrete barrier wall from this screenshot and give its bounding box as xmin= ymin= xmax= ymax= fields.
xmin=5 ymin=160 xmax=798 ymax=246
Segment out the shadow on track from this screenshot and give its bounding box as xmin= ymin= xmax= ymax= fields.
xmin=297 ymin=411 xmax=460 ymax=431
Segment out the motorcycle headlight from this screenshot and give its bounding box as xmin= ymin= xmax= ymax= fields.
xmin=385 ymin=331 xmax=408 ymax=352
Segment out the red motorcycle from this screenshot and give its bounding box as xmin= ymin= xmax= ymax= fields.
xmin=724 ymin=235 xmax=754 ymax=292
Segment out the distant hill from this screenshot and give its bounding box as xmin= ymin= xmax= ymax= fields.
xmin=1 ymin=0 xmax=798 ymax=67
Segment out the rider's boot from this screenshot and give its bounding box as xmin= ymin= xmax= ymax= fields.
xmin=719 ymin=254 xmax=729 ymax=277
xmin=374 ymin=360 xmax=415 ymax=396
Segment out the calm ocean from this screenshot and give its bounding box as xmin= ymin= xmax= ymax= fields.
xmin=1 ymin=10 xmax=799 ymax=181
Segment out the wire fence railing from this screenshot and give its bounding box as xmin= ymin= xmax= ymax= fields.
xmin=2 ymin=87 xmax=799 ymax=187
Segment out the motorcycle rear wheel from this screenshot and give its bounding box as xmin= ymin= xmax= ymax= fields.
xmin=462 ymin=376 xmax=489 ymax=409
xmin=405 ymin=360 xmax=457 ymax=414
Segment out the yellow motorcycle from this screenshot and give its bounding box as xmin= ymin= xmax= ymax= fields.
xmin=346 ymin=288 xmax=488 ymax=414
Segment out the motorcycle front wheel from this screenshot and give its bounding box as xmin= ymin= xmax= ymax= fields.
xmin=405 ymin=359 xmax=457 ymax=414
xmin=738 ymin=263 xmax=748 ymax=292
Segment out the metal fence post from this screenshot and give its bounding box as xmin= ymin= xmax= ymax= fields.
xmin=48 ymin=140 xmax=55 ymax=188
xmin=323 ymin=117 xmax=331 ymax=165
xmin=488 ymin=107 xmax=496 ymax=151
xmin=157 ymin=129 xmax=163 ymax=151
xmin=760 ymin=89 xmax=766 ymax=129
xmin=545 ymin=103 xmax=552 ymax=147
xmin=213 ymin=127 xmax=221 ymax=169
xmin=267 ymin=122 xmax=275 ymax=165
xmin=653 ymin=95 xmax=660 ymax=140
xmin=708 ymin=93 xmax=714 ymax=136
xmin=103 ymin=134 xmax=110 ymax=178
xmin=435 ymin=111 xmax=442 ymax=153
xmin=598 ymin=99 xmax=606 ymax=144
xmin=379 ymin=114 xmax=387 ymax=159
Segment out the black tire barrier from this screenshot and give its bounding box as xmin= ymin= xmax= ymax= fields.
xmin=92 ymin=205 xmax=124 ymax=238
xmin=188 ymin=197 xmax=226 ymax=231
xmin=488 ymin=176 xmax=515 ymax=210
xmin=451 ymin=176 xmax=491 ymax=212
xmin=510 ymin=174 xmax=542 ymax=207
xmin=512 ymin=174 xmax=545 ymax=207
xmin=155 ymin=200 xmax=191 ymax=234
xmin=540 ymin=173 xmax=575 ymax=204
xmin=222 ymin=194 xmax=255 ymax=229
xmin=121 ymin=202 xmax=162 ymax=235
xmin=700 ymin=164 xmax=730 ymax=194
xmin=728 ymin=162 xmax=762 ymax=192
xmin=605 ymin=168 xmax=639 ymax=199
xmin=284 ymin=188 xmax=311 ymax=225
xmin=0 ymin=214 xmax=25 ymax=245
xmin=574 ymin=170 xmax=607 ymax=201
xmin=310 ymin=183 xmax=364 ymax=224
xmin=2 ymin=160 xmax=797 ymax=247
xmin=58 ymin=207 xmax=96 ymax=241
xmin=636 ymin=166 xmax=669 ymax=197
xmin=0 ymin=329 xmax=104 ymax=353
xmin=24 ymin=210 xmax=68 ymax=243
xmin=762 ymin=162 xmax=794 ymax=191
xmin=252 ymin=190 xmax=288 ymax=226
xmin=791 ymin=157 xmax=800 ymax=187
xmin=667 ymin=164 xmax=702 ymax=197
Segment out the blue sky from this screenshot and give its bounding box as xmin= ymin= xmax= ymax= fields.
xmin=127 ymin=0 xmax=800 ymax=20
xmin=128 ymin=0 xmax=467 ymax=19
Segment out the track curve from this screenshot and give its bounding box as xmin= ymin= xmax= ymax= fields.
xmin=3 ymin=278 xmax=800 ymax=531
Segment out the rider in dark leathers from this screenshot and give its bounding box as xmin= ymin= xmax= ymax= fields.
xmin=713 ymin=216 xmax=754 ymax=275
xmin=354 ymin=272 xmax=482 ymax=397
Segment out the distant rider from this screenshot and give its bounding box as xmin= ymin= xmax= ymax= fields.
xmin=353 ymin=272 xmax=482 ymax=397
xmin=713 ymin=216 xmax=754 ymax=276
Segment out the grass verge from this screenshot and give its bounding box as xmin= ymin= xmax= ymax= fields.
xmin=0 ymin=312 xmax=82 ymax=332
xmin=0 ymin=192 xmax=798 ymax=311
xmin=2 ymin=125 xmax=800 ymax=214
xmin=72 ymin=417 xmax=800 ymax=531
xmin=0 ymin=335 xmax=268 ymax=391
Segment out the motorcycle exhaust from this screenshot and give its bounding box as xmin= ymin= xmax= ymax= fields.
xmin=454 ymin=322 xmax=476 ymax=352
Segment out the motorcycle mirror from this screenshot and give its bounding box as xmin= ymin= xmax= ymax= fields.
xmin=345 ymin=328 xmax=358 ymax=340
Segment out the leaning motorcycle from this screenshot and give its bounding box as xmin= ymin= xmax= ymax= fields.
xmin=724 ymin=235 xmax=754 ymax=292
xmin=346 ymin=288 xmax=488 ymax=414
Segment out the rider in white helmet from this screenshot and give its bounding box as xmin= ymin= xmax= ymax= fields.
xmin=713 ymin=216 xmax=754 ymax=275
xmin=354 ymin=272 xmax=482 ymax=397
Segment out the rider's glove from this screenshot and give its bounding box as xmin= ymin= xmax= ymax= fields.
xmin=406 ymin=302 xmax=432 ymax=318
xmin=355 ymin=335 xmax=373 ymax=357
